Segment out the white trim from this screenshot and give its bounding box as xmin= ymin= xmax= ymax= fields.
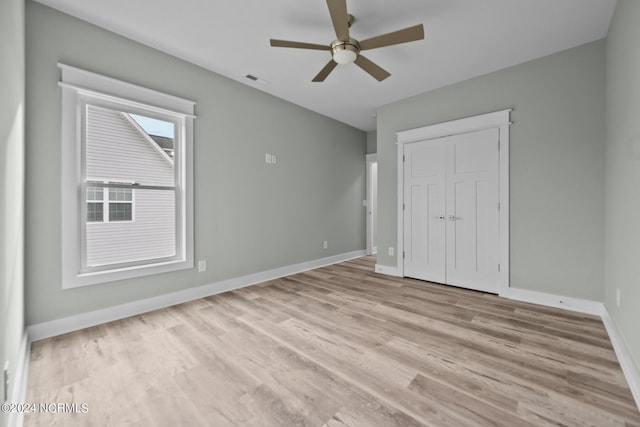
xmin=57 ymin=63 xmax=195 ymax=115
xmin=374 ymin=264 xmax=401 ymax=277
xmin=503 ymin=287 xmax=604 ymax=316
xmin=602 ymin=308 xmax=640 ymax=411
xmin=498 ymin=124 xmax=510 ymax=293
xmin=396 ymin=110 xmax=511 ymax=293
xmin=28 ymin=250 xmax=366 ymax=342
xmin=396 ymin=141 xmax=405 ymax=275
xmin=6 ymin=333 xmax=30 ymax=427
xmin=366 ymin=154 xmax=378 ymax=256
xmin=396 ymin=109 xmax=512 ymax=144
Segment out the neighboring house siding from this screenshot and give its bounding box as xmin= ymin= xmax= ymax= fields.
xmin=87 ymin=190 xmax=175 ymax=266
xmin=86 ymin=105 xmax=173 ymax=186
xmin=85 ymin=105 xmax=175 ymax=266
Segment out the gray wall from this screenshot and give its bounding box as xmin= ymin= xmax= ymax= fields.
xmin=377 ymin=40 xmax=606 ymax=301
xmin=366 ymin=131 xmax=377 ymax=154
xmin=25 ymin=1 xmax=366 ymax=325
xmin=605 ymin=0 xmax=640 ymax=375
xmin=0 ymin=0 xmax=25 ymax=416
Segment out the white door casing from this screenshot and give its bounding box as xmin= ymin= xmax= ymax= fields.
xmin=396 ymin=110 xmax=510 ymax=295
xmin=366 ymin=154 xmax=378 ymax=255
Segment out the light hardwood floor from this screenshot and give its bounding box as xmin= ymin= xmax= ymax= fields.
xmin=25 ymin=257 xmax=640 ymax=426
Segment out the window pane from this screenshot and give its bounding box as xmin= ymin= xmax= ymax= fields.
xmin=108 ymin=187 xmax=131 ymax=202
xmin=87 ymin=202 xmax=103 ymax=222
xmin=86 ymin=189 xmax=175 ymax=267
xmin=130 ymin=114 xmax=175 ymax=159
xmin=85 ymin=106 xmax=175 ymax=187
xmin=108 ymin=202 xmax=132 ymax=222
xmin=86 ymin=187 xmax=103 ymax=201
xmin=84 ymin=105 xmax=177 ymax=267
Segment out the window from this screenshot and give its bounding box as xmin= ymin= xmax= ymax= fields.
xmin=107 ymin=188 xmax=133 ymax=222
xmin=86 ymin=185 xmax=133 ymax=222
xmin=60 ymin=64 xmax=195 ymax=288
xmin=86 ymin=185 xmax=104 ymax=222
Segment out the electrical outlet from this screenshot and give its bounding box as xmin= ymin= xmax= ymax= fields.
xmin=198 ymin=260 xmax=207 ymax=272
xmin=616 ymin=288 xmax=621 ymax=308
xmin=388 ymin=247 xmax=394 ymax=256
xmin=265 ymin=153 xmax=272 ymax=164
xmin=323 ymin=241 xmax=328 ymax=249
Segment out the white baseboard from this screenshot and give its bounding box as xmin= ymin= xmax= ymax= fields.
xmin=503 ymin=287 xmax=604 ymax=316
xmin=374 ymin=264 xmax=400 ymax=277
xmin=27 ymin=250 xmax=366 ymax=342
xmin=7 ymin=332 xmax=30 ymax=427
xmin=602 ymin=308 xmax=640 ymax=412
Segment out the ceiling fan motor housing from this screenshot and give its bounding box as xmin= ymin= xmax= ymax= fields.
xmin=331 ymin=39 xmax=360 ymax=64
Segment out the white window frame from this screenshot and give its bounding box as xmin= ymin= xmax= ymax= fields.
xmin=60 ymin=63 xmax=195 ymax=289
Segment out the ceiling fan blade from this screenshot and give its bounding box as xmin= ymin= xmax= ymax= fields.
xmin=270 ymin=39 xmax=330 ymax=51
xmin=359 ymin=24 xmax=424 ymax=51
xmin=326 ymin=0 xmax=350 ymax=41
xmin=312 ymin=60 xmax=338 ymax=82
xmin=354 ymin=55 xmax=391 ymax=81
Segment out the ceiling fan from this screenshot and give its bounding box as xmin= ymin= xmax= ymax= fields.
xmin=270 ymin=0 xmax=424 ymax=82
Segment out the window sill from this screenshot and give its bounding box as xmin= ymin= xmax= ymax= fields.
xmin=63 ymin=258 xmax=193 ymax=289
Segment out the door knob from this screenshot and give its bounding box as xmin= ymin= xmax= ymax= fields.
xmin=433 ymin=215 xmax=445 ymax=221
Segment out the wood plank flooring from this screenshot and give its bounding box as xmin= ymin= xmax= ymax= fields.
xmin=24 ymin=257 xmax=640 ymax=426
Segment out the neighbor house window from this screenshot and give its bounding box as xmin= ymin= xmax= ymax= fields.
xmin=86 ymin=184 xmax=133 ymax=223
xmin=107 ymin=187 xmax=133 ymax=222
xmin=86 ymin=185 xmax=104 ymax=222
xmin=60 ymin=64 xmax=195 ymax=288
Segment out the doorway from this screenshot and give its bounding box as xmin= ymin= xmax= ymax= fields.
xmin=366 ymin=154 xmax=378 ymax=256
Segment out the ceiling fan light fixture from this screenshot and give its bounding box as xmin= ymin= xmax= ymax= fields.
xmin=331 ymin=40 xmax=359 ymax=65
xmin=269 ymin=0 xmax=425 ymax=82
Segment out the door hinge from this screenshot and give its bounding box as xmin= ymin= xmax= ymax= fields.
xmin=498 ymin=263 xmax=501 ymax=272
xmin=403 ymin=203 xmax=405 ymax=211
xmin=403 ymin=252 xmax=405 ymax=259
xmin=498 ymin=140 xmax=500 ymax=150
xmin=403 ymin=154 xmax=405 ymax=162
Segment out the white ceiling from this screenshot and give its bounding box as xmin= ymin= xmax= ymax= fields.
xmin=34 ymin=0 xmax=617 ymax=131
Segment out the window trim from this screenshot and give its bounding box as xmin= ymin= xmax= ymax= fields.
xmin=60 ymin=63 xmax=195 ymax=289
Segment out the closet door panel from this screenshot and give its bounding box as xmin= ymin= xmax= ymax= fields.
xmin=403 ymin=140 xmax=446 ymax=283
xmin=445 ymin=128 xmax=500 ymax=293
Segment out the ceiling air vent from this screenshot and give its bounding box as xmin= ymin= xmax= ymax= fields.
xmin=244 ymin=74 xmax=269 ymax=85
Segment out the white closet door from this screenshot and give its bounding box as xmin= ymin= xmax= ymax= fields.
xmin=403 ymin=127 xmax=500 ymax=293
xmin=445 ymin=128 xmax=500 ymax=293
xmin=403 ymin=140 xmax=446 ymax=283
